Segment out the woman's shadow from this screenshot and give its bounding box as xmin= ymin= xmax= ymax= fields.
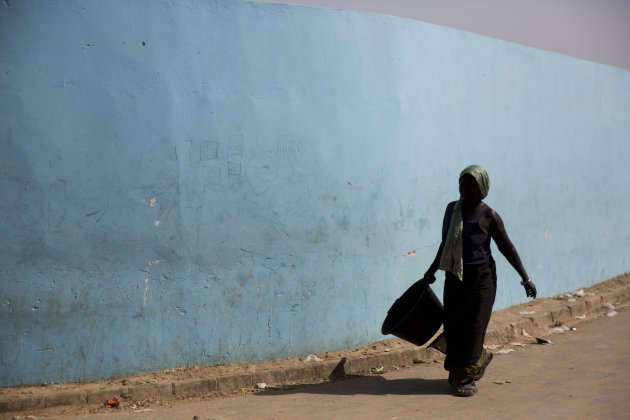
xmin=254 ymin=358 xmax=451 ymax=397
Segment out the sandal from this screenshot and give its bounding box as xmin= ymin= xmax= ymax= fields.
xmin=475 ymin=352 xmax=493 ymax=381
xmin=454 ymin=380 xmax=478 ymax=397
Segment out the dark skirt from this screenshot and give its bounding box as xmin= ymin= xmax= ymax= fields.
xmin=443 ymin=257 xmax=497 ymax=370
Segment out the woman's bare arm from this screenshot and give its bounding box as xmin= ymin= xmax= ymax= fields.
xmin=487 ymin=209 xmax=537 ymax=298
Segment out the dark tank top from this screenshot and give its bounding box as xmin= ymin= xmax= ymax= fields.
xmin=462 ymin=202 xmax=492 ymax=264
xmin=442 ymin=201 xmax=492 ymax=265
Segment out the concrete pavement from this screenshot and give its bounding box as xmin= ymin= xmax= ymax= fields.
xmin=44 ymin=303 xmax=629 ymax=419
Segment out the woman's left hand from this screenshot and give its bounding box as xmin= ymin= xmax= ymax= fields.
xmin=523 ymin=279 xmax=537 ymax=299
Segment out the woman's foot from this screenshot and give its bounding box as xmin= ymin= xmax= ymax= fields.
xmin=454 ymin=380 xmax=478 ymax=397
xmin=475 ymin=352 xmax=494 ymax=381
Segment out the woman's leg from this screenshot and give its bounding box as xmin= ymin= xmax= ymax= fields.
xmin=443 ymin=260 xmax=497 ymax=389
xmin=468 ymin=259 xmax=497 ymax=364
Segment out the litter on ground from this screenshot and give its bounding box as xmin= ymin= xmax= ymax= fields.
xmin=372 ymin=366 xmax=384 ymax=374
xmin=552 ymin=326 xmax=570 ymax=333
xmin=561 ymin=289 xmax=595 ymax=298
xmin=484 ymin=344 xmax=502 ymax=350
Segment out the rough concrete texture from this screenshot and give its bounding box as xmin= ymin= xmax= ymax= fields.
xmin=1 ymin=273 xmax=628 ymax=415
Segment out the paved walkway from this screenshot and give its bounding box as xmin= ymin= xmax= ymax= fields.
xmin=7 ymin=302 xmax=630 ymax=419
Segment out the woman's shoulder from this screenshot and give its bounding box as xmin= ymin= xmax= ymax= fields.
xmin=442 ymin=201 xmax=458 ymax=220
xmin=481 ymin=201 xmax=494 ymax=212
xmin=481 ymin=202 xmax=500 ymax=220
xmin=443 ymin=200 xmax=457 ymax=215
xmin=446 ymin=200 xmax=458 ymax=210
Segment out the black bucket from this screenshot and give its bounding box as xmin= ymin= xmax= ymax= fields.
xmin=381 ymin=278 xmax=444 ymax=347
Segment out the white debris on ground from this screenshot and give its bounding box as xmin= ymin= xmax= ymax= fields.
xmin=605 ymin=303 xmax=618 ymax=317
xmin=508 ymin=342 xmax=525 ymax=346
xmin=522 ymin=329 xmax=532 ymax=338
xmin=484 ymin=344 xmax=502 ymax=350
xmin=575 ymin=314 xmax=587 ymax=319
xmin=572 ymin=289 xmax=589 ymax=297
xmin=496 ymin=349 xmax=515 ymax=355
xmin=558 ymin=288 xmax=595 ymax=299
xmin=552 ymin=325 xmax=570 ymax=333
xmin=256 ymin=383 xmax=267 ymax=389
xmin=304 ymin=354 xmax=323 ymax=362
xmin=519 ymin=311 xmax=536 ymax=315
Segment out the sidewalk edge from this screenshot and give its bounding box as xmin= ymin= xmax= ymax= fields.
xmin=2 ymin=275 xmax=629 ymax=413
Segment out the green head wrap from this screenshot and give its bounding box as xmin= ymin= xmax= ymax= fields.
xmin=460 ymin=165 xmax=490 ymax=199
xmin=439 ymin=165 xmax=490 ymax=281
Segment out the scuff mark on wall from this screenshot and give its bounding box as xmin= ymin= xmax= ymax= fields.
xmin=142 ymin=259 xmax=161 ymax=312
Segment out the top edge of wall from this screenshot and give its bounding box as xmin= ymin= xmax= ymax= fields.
xmin=242 ymin=0 xmax=630 ymax=74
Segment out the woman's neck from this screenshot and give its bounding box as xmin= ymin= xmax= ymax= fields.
xmin=461 ymin=199 xmax=482 ymax=213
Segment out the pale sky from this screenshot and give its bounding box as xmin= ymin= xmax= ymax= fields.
xmin=251 ymin=0 xmax=630 ymax=71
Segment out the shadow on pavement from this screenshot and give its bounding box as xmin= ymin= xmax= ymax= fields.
xmin=254 ymin=375 xmax=451 ymax=397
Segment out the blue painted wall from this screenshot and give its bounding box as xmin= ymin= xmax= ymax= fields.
xmin=1 ymin=0 xmax=629 ymax=386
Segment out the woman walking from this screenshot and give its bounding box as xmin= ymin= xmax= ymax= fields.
xmin=423 ymin=165 xmax=537 ymax=397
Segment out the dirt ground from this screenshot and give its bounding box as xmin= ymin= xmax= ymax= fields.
xmin=4 ymin=298 xmax=629 ymax=419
